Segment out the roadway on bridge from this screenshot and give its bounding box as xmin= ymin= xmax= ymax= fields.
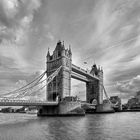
xmin=0 ymin=99 xmax=58 ymax=106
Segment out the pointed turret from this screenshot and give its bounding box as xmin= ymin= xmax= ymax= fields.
xmin=101 ymin=66 xmax=103 ymax=73
xmin=56 ymin=40 xmax=61 ymax=49
xmin=47 ymin=47 xmax=50 ymax=57
xmin=47 ymin=47 xmax=50 ymax=61
xmin=90 ymin=63 xmax=98 ymax=76
xmin=62 ymin=41 xmax=65 ymax=50
xmin=56 ymin=40 xmax=65 ymax=51
xmin=98 ymin=65 xmax=100 ymax=71
xmin=69 ymin=45 xmax=72 ymax=55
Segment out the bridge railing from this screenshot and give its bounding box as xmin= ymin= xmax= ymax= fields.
xmin=0 ymin=99 xmax=59 ymax=106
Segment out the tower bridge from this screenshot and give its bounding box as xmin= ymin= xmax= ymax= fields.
xmin=46 ymin=41 xmax=103 ymax=105
xmin=0 ymin=41 xmax=114 ymax=116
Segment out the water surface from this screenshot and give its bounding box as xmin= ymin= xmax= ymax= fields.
xmin=0 ymin=112 xmax=139 ymax=140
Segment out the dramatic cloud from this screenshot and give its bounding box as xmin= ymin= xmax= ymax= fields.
xmin=0 ymin=0 xmax=140 ymax=102
xmin=116 ymin=75 xmax=140 ymax=96
xmin=0 ymin=0 xmax=41 ymax=43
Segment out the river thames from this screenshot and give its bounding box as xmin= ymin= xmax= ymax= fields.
xmin=0 ymin=112 xmax=140 ymax=140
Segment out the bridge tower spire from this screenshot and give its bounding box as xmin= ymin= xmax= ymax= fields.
xmin=46 ymin=41 xmax=72 ymax=101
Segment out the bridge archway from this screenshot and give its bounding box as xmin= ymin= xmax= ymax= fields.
xmin=52 ymin=92 xmax=59 ymax=101
xmin=71 ymin=79 xmax=86 ymax=101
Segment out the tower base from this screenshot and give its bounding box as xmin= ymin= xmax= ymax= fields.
xmin=37 ymin=99 xmax=85 ymax=116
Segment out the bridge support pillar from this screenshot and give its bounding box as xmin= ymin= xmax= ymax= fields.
xmin=37 ymin=99 xmax=85 ymax=116
xmin=86 ymin=64 xmax=114 ymax=113
xmin=86 ymin=64 xmax=104 ymax=105
xmin=96 ymin=71 xmax=114 ymax=113
xmin=37 ymin=105 xmax=59 ymax=116
xmin=86 ymin=80 xmax=99 ymax=104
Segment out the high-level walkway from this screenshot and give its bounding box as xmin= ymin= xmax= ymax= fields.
xmin=72 ymin=64 xmax=99 ymax=82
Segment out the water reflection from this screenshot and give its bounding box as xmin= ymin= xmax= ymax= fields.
xmin=0 ymin=113 xmax=140 ymax=140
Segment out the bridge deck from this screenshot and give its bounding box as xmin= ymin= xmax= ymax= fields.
xmin=0 ymin=99 xmax=58 ymax=106
xmin=72 ymin=64 xmax=99 ymax=81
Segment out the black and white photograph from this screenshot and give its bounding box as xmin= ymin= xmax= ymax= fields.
xmin=0 ymin=0 xmax=140 ymax=140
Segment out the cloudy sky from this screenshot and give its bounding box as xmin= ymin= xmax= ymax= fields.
xmin=0 ymin=0 xmax=140 ymax=102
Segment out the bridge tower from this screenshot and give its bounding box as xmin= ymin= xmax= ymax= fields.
xmin=86 ymin=64 xmax=103 ymax=105
xmin=46 ymin=41 xmax=72 ymax=101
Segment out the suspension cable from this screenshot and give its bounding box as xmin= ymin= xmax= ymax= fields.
xmin=0 ymin=71 xmax=46 ymax=97
xmin=1 ymin=66 xmax=62 ymax=99
xmin=14 ymin=77 xmax=47 ymax=98
xmin=18 ymin=66 xmax=62 ymax=98
xmin=26 ymin=84 xmax=47 ymax=97
xmin=102 ymin=84 xmax=112 ymax=104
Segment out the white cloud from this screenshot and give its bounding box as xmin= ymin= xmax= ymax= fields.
xmin=116 ymin=75 xmax=140 ymax=94
xmin=1 ymin=0 xmax=19 ymax=18
xmin=1 ymin=0 xmax=140 ymax=102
